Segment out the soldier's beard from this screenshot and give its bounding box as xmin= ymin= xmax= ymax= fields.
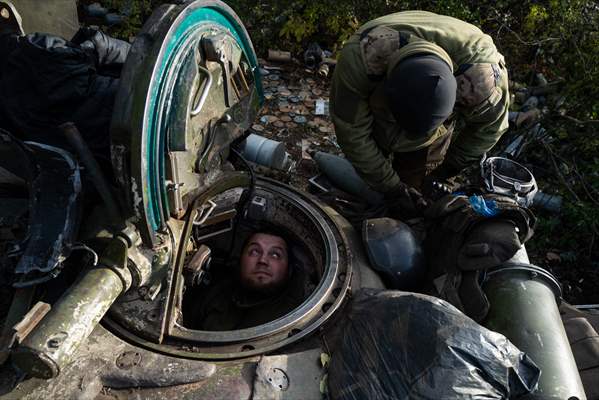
xmin=240 ymin=275 xmax=288 ymax=297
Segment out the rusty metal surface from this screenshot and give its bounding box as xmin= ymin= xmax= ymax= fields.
xmin=0 ymin=301 xmax=50 ymax=364
xmin=10 ymin=226 xmax=140 ymax=380
xmin=12 ymin=266 xmax=124 ymax=379
xmin=2 ymin=324 xmax=217 ymax=400
xmin=11 ymin=301 xmax=50 ymax=343
xmin=0 ymin=287 xmax=35 ymax=364
xmin=107 ymin=230 xmax=174 ymax=344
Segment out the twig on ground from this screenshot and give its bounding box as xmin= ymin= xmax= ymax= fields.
xmin=542 ymin=143 xmax=582 ymax=202
xmin=555 ymin=114 xmax=599 ymax=126
xmin=496 ymin=23 xmax=560 ymax=46
xmin=571 ymin=159 xmax=599 ymax=206
xmin=543 ymin=146 xmax=599 ymax=241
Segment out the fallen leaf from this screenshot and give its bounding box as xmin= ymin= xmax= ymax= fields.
xmin=301 ymin=139 xmax=311 ymax=159
xmin=298 ymin=90 xmax=311 ymax=100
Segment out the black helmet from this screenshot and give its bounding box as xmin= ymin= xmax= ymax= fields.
xmin=385 ymin=53 xmax=456 ymax=139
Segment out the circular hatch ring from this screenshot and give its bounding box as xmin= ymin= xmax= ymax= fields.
xmin=104 ymin=177 xmax=353 ymax=360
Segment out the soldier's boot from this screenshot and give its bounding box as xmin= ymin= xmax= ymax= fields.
xmin=0 ymin=1 xmax=24 ymax=36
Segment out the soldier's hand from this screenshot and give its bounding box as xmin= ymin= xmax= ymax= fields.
xmin=421 ymin=177 xmax=453 ymax=201
xmin=384 ymin=184 xmax=428 ymax=219
xmin=407 ymin=186 xmax=428 ymax=210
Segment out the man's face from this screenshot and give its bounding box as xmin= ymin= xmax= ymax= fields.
xmin=240 ymin=233 xmax=289 ymax=293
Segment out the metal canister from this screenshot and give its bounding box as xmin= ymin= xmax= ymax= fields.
xmin=483 ymin=248 xmax=586 ymax=399
xmin=241 ymin=134 xmax=291 ymax=171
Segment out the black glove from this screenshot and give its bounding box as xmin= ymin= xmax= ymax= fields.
xmin=384 ymin=184 xmax=428 ymax=219
xmin=71 ymin=27 xmax=131 ymax=76
xmin=422 ymin=162 xmax=461 ymax=201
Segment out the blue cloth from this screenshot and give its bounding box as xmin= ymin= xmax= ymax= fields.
xmin=469 ymin=195 xmax=500 ymax=217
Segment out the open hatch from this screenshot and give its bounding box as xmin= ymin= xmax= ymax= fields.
xmin=105 ymin=0 xmax=355 ymax=360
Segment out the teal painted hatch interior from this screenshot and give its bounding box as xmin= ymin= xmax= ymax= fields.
xmin=144 ymin=4 xmax=263 ymax=231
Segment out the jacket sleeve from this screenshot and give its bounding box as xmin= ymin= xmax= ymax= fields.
xmin=330 ymin=41 xmax=402 ymax=194
xmin=444 ymin=65 xmax=510 ymax=170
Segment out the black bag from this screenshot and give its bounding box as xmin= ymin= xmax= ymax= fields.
xmin=0 ymin=30 xmax=130 ymax=156
xmin=329 ymin=289 xmax=540 ymax=400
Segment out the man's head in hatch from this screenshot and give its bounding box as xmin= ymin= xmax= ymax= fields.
xmin=239 ymin=232 xmax=289 ymax=295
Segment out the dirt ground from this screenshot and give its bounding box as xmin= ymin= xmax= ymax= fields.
xmin=248 ymin=61 xmax=340 ymax=191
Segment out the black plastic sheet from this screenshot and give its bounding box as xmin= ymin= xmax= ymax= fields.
xmin=329 ymin=290 xmax=540 ymax=400
xmin=0 ymin=30 xmax=130 ymax=155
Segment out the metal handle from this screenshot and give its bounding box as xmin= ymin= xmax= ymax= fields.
xmin=192 ymin=199 xmax=217 ymax=226
xmin=190 ymin=64 xmax=213 ymax=116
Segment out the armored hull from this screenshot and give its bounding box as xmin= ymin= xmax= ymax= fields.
xmin=0 ymin=2 xmax=379 ymax=398
xmin=0 ymin=2 xmax=596 ymax=399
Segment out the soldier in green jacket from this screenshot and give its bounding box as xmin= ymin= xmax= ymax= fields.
xmin=330 ymin=11 xmax=509 ymax=212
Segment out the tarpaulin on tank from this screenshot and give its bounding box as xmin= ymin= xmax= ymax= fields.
xmin=0 ymin=29 xmax=130 ymax=154
xmin=329 ymin=289 xmax=540 ymax=400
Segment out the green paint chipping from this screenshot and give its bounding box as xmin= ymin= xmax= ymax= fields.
xmin=144 ymin=5 xmax=263 ymax=231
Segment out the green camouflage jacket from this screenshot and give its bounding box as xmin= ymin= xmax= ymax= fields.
xmin=330 ymin=11 xmax=510 ymax=194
